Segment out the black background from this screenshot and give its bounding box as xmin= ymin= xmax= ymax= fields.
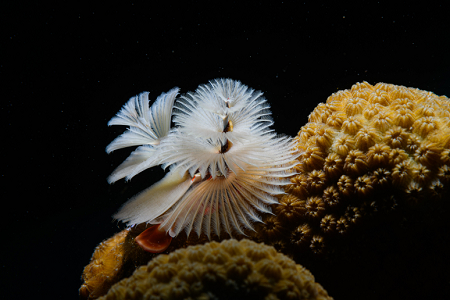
xmin=3 ymin=2 xmax=450 ymax=299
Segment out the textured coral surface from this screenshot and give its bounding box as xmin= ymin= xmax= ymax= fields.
xmin=98 ymin=239 xmax=332 ymax=300
xmin=80 ymin=230 xmax=128 ymax=299
xmin=255 ymin=81 xmax=450 ymax=256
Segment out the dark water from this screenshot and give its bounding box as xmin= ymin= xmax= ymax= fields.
xmin=3 ymin=2 xmax=449 ymax=299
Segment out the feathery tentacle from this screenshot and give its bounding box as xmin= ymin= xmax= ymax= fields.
xmin=107 ymin=79 xmax=300 ymax=243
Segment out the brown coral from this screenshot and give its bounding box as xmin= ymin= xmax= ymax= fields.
xmin=98 ymin=239 xmax=332 ymax=300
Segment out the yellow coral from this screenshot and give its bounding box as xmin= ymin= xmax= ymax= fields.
xmin=98 ymin=239 xmax=332 ymax=300
xmin=80 ymin=230 xmax=128 ymax=299
xmin=268 ymin=82 xmax=450 ymax=255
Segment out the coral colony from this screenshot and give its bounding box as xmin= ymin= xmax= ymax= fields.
xmin=106 ymin=79 xmax=299 ymax=253
xmin=264 ymin=82 xmax=450 ymax=255
xmin=99 ymin=239 xmax=332 ymax=300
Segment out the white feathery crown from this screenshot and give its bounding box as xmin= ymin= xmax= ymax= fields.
xmin=106 ymin=78 xmax=299 ymax=239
